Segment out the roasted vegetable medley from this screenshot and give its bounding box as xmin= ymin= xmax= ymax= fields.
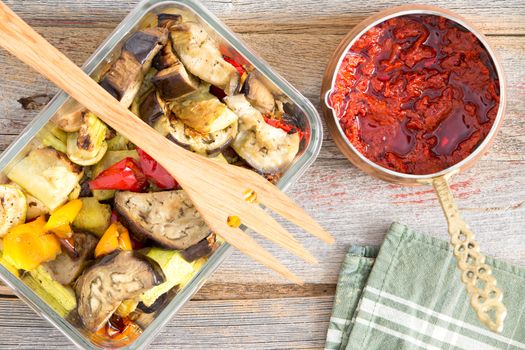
xmin=0 ymin=13 xmax=303 ymax=346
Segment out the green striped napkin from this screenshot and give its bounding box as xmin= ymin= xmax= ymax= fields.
xmin=326 ymin=222 xmax=525 ymax=350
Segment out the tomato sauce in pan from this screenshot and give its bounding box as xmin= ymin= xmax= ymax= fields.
xmin=329 ymin=14 xmax=500 ymax=175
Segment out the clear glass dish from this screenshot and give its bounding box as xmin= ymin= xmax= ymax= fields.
xmin=0 ymin=0 xmax=322 ymax=349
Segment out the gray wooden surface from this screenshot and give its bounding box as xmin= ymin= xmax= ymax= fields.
xmin=0 ymin=0 xmax=524 ymax=348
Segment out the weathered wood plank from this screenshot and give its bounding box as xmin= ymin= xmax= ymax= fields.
xmin=0 ymin=296 xmax=333 ymax=349
xmin=3 ymin=0 xmax=525 ymax=35
xmin=0 ymin=282 xmax=336 ymax=300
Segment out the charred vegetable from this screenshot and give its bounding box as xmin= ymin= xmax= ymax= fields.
xmin=224 ymin=95 xmax=300 ymax=173
xmin=42 ymin=232 xmax=98 ymax=285
xmin=124 ymin=28 xmax=168 ymax=70
xmin=67 ymin=112 xmax=108 ymax=166
xmin=75 ymin=251 xmax=165 ymax=332
xmin=170 ymin=89 xmax=237 ymax=134
xmin=171 ymin=22 xmax=239 ymax=95
xmin=139 ymin=90 xmax=166 ymax=126
xmin=166 ymin=116 xmax=237 ymax=156
xmin=23 ymin=266 xmax=77 ymax=317
xmin=152 ymin=40 xmax=180 ymax=71
xmin=114 ymin=190 xmax=210 ymax=250
xmin=100 ymin=28 xmax=168 ymax=108
xmin=100 ymin=51 xmax=143 ymax=108
xmin=153 ymin=62 xmax=200 ymax=101
xmin=0 ymin=185 xmax=26 ymax=237
xmin=243 ymin=73 xmax=275 ymax=114
xmin=6 ymin=148 xmax=83 ymax=211
xmin=72 ymin=197 xmax=111 ymax=237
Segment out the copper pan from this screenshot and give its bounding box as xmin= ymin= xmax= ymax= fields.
xmin=321 ymin=5 xmax=507 ymax=332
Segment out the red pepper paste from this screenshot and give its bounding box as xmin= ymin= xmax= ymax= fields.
xmin=329 ymin=15 xmax=500 ymax=175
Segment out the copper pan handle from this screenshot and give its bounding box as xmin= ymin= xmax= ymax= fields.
xmin=433 ymin=175 xmax=507 ymax=332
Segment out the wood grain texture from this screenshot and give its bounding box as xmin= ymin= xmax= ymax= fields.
xmin=0 ymin=297 xmax=333 ymax=349
xmin=0 ymin=0 xmax=524 ymax=348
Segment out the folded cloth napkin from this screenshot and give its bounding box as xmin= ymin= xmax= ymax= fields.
xmin=325 ymin=222 xmax=525 ymax=350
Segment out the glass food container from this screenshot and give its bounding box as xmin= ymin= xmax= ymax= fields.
xmin=0 ymin=0 xmax=323 ymax=348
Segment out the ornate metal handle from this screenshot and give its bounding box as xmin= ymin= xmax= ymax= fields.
xmin=433 ymin=176 xmax=507 ymax=332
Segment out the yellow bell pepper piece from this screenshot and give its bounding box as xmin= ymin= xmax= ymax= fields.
xmin=3 ymin=216 xmax=61 ymax=271
xmin=95 ymin=222 xmax=132 ymax=258
xmin=44 ymin=199 xmax=83 ymax=239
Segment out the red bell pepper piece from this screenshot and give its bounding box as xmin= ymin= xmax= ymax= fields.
xmin=89 ymin=158 xmax=147 ymax=192
xmin=263 ymin=116 xmax=305 ymax=141
xmin=224 ymin=56 xmax=245 ymax=76
xmin=137 ymin=149 xmax=177 ymax=189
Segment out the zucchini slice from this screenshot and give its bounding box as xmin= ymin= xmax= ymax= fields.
xmin=166 ymin=116 xmax=238 ymax=156
xmin=66 ymin=112 xmax=108 ymax=166
xmin=6 ymin=148 xmax=83 ymax=211
xmin=0 ymin=185 xmax=27 ymax=237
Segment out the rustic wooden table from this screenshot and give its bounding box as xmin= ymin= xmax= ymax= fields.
xmin=0 ymin=0 xmax=524 ymax=348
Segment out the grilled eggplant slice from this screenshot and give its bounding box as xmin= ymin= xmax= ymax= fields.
xmin=182 ymin=237 xmax=213 ymax=262
xmin=75 ymin=251 xmax=165 ymax=332
xmin=171 ymin=22 xmax=239 ymax=95
xmin=157 ymin=13 xmax=182 ymax=29
xmin=123 ymin=27 xmax=168 ymax=70
xmin=139 ymin=90 xmax=166 ymax=126
xmin=100 ymin=28 xmax=168 ymax=108
xmin=243 ymin=73 xmax=275 ymax=114
xmin=0 ymin=185 xmax=26 ymax=237
xmin=224 ymin=95 xmax=300 ymax=173
xmin=166 ymin=116 xmax=237 ymax=156
xmin=100 ymin=51 xmax=143 ymax=108
xmin=171 ymin=89 xmax=237 ymax=134
xmin=6 ymin=148 xmax=83 ymax=211
xmin=114 ymin=190 xmax=210 ymax=250
xmin=152 ymin=41 xmax=180 ymax=71
xmin=42 ymin=232 xmax=98 ymax=285
xmin=153 ymin=62 xmax=200 ymax=101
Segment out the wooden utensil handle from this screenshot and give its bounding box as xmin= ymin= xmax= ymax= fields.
xmin=0 ymin=1 xmax=195 ymax=175
xmin=433 ymin=176 xmax=507 ymax=333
